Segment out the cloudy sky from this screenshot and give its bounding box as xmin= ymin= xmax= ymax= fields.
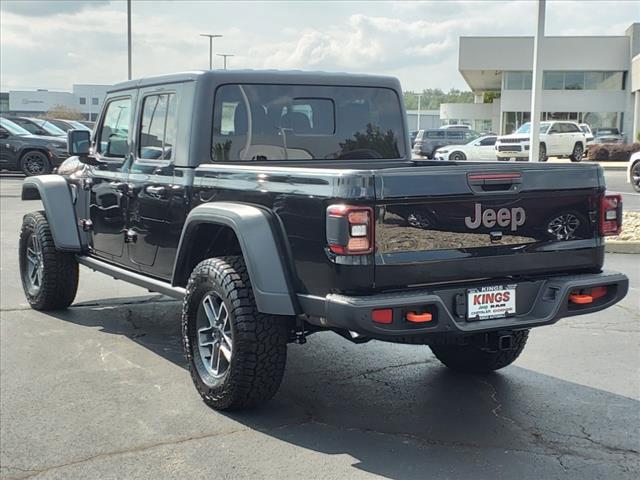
xmin=1 ymin=0 xmax=638 ymax=92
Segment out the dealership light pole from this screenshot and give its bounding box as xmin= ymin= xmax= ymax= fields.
xmin=416 ymin=93 xmax=422 ymax=130
xmin=529 ymin=0 xmax=545 ymax=162
xmin=127 ymin=0 xmax=132 ymax=80
xmin=217 ymin=53 xmax=234 ymax=70
xmin=200 ymin=34 xmax=223 ymax=69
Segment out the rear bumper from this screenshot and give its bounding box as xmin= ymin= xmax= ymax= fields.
xmin=298 ymin=271 xmax=628 ymax=338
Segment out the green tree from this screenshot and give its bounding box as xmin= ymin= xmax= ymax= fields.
xmin=403 ymin=89 xmax=474 ymax=110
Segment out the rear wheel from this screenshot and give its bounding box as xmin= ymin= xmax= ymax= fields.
xmin=182 ymin=256 xmax=289 ymax=410
xmin=497 ymin=157 xmax=511 ymax=162
xmin=19 ymin=211 xmax=79 ymax=310
xmin=450 ymin=151 xmax=467 ymax=161
xmin=570 ymin=143 xmax=584 ymax=162
xmin=430 ymin=330 xmax=529 ymax=373
xmin=20 ymin=151 xmax=51 ymax=176
xmin=539 ymin=143 xmax=548 ymax=162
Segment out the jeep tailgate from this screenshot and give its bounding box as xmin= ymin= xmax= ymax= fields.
xmin=374 ymin=163 xmax=605 ymax=289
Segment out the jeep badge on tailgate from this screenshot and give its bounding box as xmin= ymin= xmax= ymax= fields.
xmin=465 ymin=203 xmax=526 ymax=231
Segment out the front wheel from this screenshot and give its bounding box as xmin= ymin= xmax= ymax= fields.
xmin=430 ymin=330 xmax=529 ymax=373
xmin=450 ymin=151 xmax=467 ymax=161
xmin=631 ymin=161 xmax=640 ymax=193
xmin=19 ymin=211 xmax=79 ymax=310
xmin=570 ymin=143 xmax=584 ymax=162
xmin=20 ymin=151 xmax=51 ymax=176
xmin=182 ymin=256 xmax=289 ymax=410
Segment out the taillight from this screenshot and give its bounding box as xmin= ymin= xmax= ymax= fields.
xmin=600 ymin=194 xmax=622 ymax=236
xmin=326 ymin=204 xmax=374 ymax=254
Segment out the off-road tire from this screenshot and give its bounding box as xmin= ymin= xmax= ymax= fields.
xmin=430 ymin=330 xmax=529 ymax=373
xmin=19 ymin=211 xmax=78 ymax=310
xmin=539 ymin=143 xmax=548 ymax=162
xmin=182 ymin=256 xmax=289 ymax=410
xmin=570 ymin=143 xmax=584 ymax=162
xmin=20 ymin=150 xmax=51 ymax=176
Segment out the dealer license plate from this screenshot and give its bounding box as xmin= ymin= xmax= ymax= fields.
xmin=467 ymin=285 xmax=516 ymax=321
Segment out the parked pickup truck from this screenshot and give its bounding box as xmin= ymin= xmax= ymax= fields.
xmin=495 ymin=121 xmax=586 ymax=162
xmin=19 ymin=71 xmax=628 ymax=411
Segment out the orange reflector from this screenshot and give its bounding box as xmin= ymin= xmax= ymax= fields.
xmin=591 ymin=286 xmax=607 ymax=300
xmin=372 ymin=308 xmax=393 ymax=324
xmin=569 ymin=294 xmax=593 ymax=305
xmin=406 ymin=312 xmax=433 ymax=323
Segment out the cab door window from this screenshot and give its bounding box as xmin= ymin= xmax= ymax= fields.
xmin=97 ymin=97 xmax=132 ymax=158
xmin=138 ymin=93 xmax=177 ymax=160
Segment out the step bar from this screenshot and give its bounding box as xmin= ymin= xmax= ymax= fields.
xmin=76 ymin=256 xmax=185 ymax=300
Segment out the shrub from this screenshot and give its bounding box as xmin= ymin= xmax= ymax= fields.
xmin=587 ymin=143 xmax=640 ymax=162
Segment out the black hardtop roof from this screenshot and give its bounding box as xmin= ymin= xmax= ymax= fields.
xmin=108 ymin=69 xmax=402 ymax=93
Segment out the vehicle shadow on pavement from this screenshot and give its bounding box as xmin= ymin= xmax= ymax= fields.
xmin=44 ymin=299 xmax=640 ymax=479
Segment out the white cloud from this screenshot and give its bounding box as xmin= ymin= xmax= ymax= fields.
xmin=0 ymin=0 xmax=638 ymax=92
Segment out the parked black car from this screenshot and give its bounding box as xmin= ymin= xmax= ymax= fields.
xmin=0 ymin=117 xmax=68 ymax=175
xmin=19 ymin=70 xmax=627 ymax=411
xmin=47 ymin=118 xmax=92 ymax=133
xmin=413 ymin=128 xmax=480 ymax=158
xmin=1 ymin=116 xmax=67 ymax=138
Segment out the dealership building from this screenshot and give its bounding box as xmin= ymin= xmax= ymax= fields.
xmin=2 ymin=84 xmax=110 ymax=121
xmin=441 ymin=22 xmax=640 ymax=138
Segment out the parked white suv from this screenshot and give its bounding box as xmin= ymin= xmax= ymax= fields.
xmin=495 ymin=121 xmax=586 ymax=162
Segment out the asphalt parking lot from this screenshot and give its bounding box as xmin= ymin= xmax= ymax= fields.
xmin=1 ymin=174 xmax=638 ymax=479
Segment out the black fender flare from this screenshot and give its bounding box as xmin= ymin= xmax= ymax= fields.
xmin=172 ymin=202 xmax=298 ymax=316
xmin=21 ymin=175 xmax=81 ymax=252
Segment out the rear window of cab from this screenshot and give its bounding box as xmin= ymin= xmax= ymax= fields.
xmin=211 ymin=84 xmax=406 ymax=162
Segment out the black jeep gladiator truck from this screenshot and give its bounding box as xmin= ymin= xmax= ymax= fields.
xmin=19 ymin=70 xmax=628 ymax=411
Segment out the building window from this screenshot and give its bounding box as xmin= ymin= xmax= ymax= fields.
xmin=504 ymin=71 xmax=532 ymax=90
xmin=79 ymin=97 xmax=86 ymax=105
xmin=92 ymin=97 xmax=99 ymax=105
xmin=502 ymin=111 xmax=531 ymax=134
xmin=583 ymin=112 xmax=620 ymax=130
xmin=505 ymin=71 xmax=624 ymax=91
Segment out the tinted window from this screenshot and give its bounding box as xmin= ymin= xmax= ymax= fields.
xmin=139 ymin=93 xmax=177 ymax=160
xmin=479 ymin=136 xmax=497 ymax=146
xmin=446 ymin=130 xmax=464 ymax=140
xmin=212 ymin=84 xmax=404 ymax=161
xmin=98 ymin=97 xmax=132 ymax=158
xmin=13 ymin=119 xmax=39 ymax=134
xmin=562 ymin=123 xmax=580 ymax=133
xmin=425 ymin=130 xmax=445 ymax=139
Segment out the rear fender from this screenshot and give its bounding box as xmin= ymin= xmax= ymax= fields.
xmin=172 ymin=202 xmax=298 ymax=316
xmin=21 ymin=175 xmax=81 ymax=252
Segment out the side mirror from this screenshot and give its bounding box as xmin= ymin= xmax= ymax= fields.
xmin=0 ymin=130 xmax=8 ymax=139
xmin=68 ymin=129 xmax=91 ymax=157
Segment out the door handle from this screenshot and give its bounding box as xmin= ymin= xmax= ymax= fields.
xmin=145 ymin=185 xmax=167 ymax=197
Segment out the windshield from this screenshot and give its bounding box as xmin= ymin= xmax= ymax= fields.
xmin=70 ymin=120 xmax=91 ymax=130
xmin=596 ymin=128 xmax=619 ymax=135
xmin=212 ymin=84 xmax=405 ymax=161
xmin=579 ymin=125 xmax=590 ymax=133
xmin=33 ymin=119 xmax=66 ymax=136
xmin=0 ymin=118 xmax=31 ymax=136
xmin=515 ymin=122 xmax=550 ymax=134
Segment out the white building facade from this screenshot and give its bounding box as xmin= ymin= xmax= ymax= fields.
xmin=441 ymin=23 xmax=639 ymax=139
xmin=6 ymin=84 xmax=110 ymax=121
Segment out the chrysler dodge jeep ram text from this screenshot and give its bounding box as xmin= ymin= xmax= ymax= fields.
xmin=19 ymin=71 xmax=628 ymax=410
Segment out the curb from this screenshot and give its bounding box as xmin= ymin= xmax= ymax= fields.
xmin=605 ymin=241 xmax=640 ymax=254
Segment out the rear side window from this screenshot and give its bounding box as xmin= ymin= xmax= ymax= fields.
xmin=211 ymin=84 xmax=405 ymax=161
xmin=98 ymin=97 xmax=132 ymax=158
xmin=562 ymin=123 xmax=579 ymax=133
xmin=446 ymin=130 xmax=464 ymax=140
xmin=139 ymin=93 xmax=178 ymax=160
xmin=425 ymin=130 xmax=444 ymax=139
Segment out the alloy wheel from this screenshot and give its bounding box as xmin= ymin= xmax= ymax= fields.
xmin=22 ymin=152 xmax=48 ymax=175
xmin=197 ymin=292 xmax=233 ymax=379
xmin=24 ymin=233 xmax=44 ymax=295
